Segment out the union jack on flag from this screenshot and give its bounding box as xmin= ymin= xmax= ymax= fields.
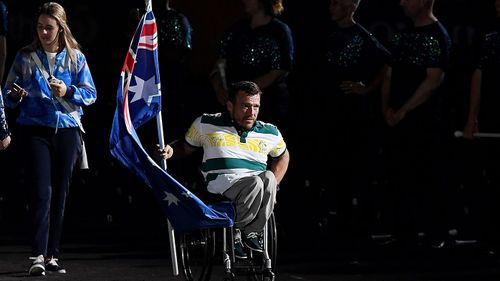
xmin=122 ymin=7 xmax=161 ymax=131
xmin=109 ymin=6 xmax=234 ymax=233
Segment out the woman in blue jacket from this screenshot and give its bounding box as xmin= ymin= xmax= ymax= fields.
xmin=2 ymin=2 xmax=96 ymax=276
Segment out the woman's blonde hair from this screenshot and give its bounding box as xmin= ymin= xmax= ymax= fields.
xmin=23 ymin=2 xmax=80 ymax=67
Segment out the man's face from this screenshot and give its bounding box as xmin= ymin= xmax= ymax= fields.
xmin=400 ymin=0 xmax=423 ymax=19
xmin=330 ymin=0 xmax=352 ymax=22
xmin=227 ymin=91 xmax=260 ymax=130
xmin=242 ymin=0 xmax=262 ymax=15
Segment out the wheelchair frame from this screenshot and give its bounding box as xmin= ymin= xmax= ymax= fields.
xmin=176 ymin=212 xmax=278 ymax=281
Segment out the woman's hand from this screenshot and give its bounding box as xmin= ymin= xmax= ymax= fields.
xmin=10 ymin=83 xmax=28 ymax=101
xmin=49 ymin=78 xmax=68 ymax=97
xmin=0 ymin=135 xmax=10 ymax=150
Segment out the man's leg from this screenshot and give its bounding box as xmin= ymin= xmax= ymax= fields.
xmin=223 ymin=175 xmax=264 ymax=230
xmin=245 ymin=171 xmax=277 ymax=233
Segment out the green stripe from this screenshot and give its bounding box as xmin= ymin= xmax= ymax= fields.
xmin=201 ymin=158 xmax=266 ymax=172
xmin=254 ymin=121 xmax=279 ymax=136
xmin=200 ymin=113 xmax=232 ymax=126
xmin=206 ymin=173 xmax=219 ymax=182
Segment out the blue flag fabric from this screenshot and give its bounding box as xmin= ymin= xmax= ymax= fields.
xmin=109 ymin=7 xmax=234 ymax=233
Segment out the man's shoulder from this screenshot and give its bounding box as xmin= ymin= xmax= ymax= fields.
xmin=199 ymin=112 xmax=230 ymax=126
xmin=254 ymin=121 xmax=280 ymax=136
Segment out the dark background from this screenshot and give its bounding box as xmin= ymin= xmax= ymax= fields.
xmin=0 ymin=0 xmax=498 ymax=258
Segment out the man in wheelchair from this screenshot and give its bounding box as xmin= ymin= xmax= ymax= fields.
xmin=157 ymin=80 xmax=290 ymax=259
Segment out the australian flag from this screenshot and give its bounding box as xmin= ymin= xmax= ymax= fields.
xmin=109 ymin=5 xmax=234 ymax=233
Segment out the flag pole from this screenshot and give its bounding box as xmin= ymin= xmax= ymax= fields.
xmin=146 ymin=0 xmax=179 ymax=276
xmin=157 ymin=111 xmax=179 ymax=278
xmin=454 ymin=130 xmax=500 ymax=138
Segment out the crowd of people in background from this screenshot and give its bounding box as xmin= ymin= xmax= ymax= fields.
xmin=1 ymin=0 xmax=500 ymax=275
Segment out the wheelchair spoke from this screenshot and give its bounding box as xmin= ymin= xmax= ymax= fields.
xmin=178 ymin=229 xmax=216 ymax=281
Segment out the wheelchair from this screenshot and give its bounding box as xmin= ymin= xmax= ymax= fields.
xmin=175 ymin=210 xmax=278 ymax=281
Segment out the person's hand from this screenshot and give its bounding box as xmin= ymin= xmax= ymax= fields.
xmin=154 ymin=144 xmax=173 ymax=161
xmin=463 ymin=119 xmax=478 ymax=140
xmin=391 ymin=109 xmax=406 ymax=126
xmin=49 ymin=78 xmax=68 ymax=98
xmin=384 ymin=107 xmax=395 ymax=125
xmin=0 ymin=135 xmax=11 ymax=150
xmin=10 ymin=83 xmax=28 ymax=101
xmin=384 ymin=107 xmax=406 ymax=127
xmin=340 ymin=81 xmax=366 ymax=95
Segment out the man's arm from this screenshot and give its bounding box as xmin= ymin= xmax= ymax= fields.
xmin=391 ymin=67 xmax=444 ymax=125
xmin=381 ymin=66 xmax=393 ymax=120
xmin=269 ymin=149 xmax=290 ymax=185
xmin=210 ymin=58 xmax=228 ymax=106
xmin=156 ymin=139 xmax=198 ymax=161
xmin=253 ymin=69 xmax=288 ymax=91
xmin=342 ymin=64 xmax=389 ymax=96
xmin=463 ymin=69 xmax=481 ymax=139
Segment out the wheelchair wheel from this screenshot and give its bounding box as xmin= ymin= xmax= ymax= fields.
xmin=177 ymin=228 xmax=216 ymax=281
xmin=267 ymin=212 xmax=277 ymax=270
xmin=249 ymin=212 xmax=277 ymax=281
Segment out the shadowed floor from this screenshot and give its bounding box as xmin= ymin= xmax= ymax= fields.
xmin=1 ymin=227 xmax=500 ymax=281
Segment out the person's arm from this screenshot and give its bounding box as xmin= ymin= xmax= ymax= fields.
xmin=63 ymin=53 xmax=97 ymax=106
xmin=6 ymin=81 xmax=28 ymax=103
xmin=391 ymin=67 xmax=444 ymax=125
xmin=0 ymin=92 xmax=10 ymax=150
xmin=0 ymin=34 xmax=6 ymax=85
xmin=381 ymin=66 xmax=393 ymax=122
xmin=155 ymin=139 xmax=198 ymax=161
xmin=253 ymin=69 xmax=288 ymax=91
xmin=463 ymin=69 xmax=481 ymax=140
xmin=269 ymin=149 xmax=289 ymax=185
xmin=341 ymin=64 xmax=389 ymax=96
xmin=216 ymin=68 xmax=288 ymax=104
xmin=210 ymin=58 xmax=228 ymax=106
xmin=255 ymin=21 xmax=293 ymax=92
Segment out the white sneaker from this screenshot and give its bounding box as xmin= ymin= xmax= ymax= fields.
xmin=29 ymin=255 xmax=45 ymax=276
xmin=45 ymin=257 xmax=67 ymax=274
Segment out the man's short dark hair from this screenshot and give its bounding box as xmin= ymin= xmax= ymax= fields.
xmin=228 ymin=81 xmax=262 ymax=102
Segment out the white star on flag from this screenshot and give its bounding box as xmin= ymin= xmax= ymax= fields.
xmin=163 ymin=191 xmax=180 ymax=206
xmin=129 ymin=75 xmax=160 ymax=105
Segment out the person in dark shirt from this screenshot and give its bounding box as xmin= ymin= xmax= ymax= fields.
xmin=210 ymin=0 xmax=294 ymax=133
xmin=381 ymin=0 xmax=452 ymax=248
xmin=464 ymin=1 xmax=500 ymax=138
xmin=156 ymin=0 xmax=192 ymax=65
xmin=461 ymin=0 xmax=500 ymax=254
xmin=309 ymin=0 xmax=391 ymax=247
xmin=155 ymin=0 xmax=193 ymax=138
